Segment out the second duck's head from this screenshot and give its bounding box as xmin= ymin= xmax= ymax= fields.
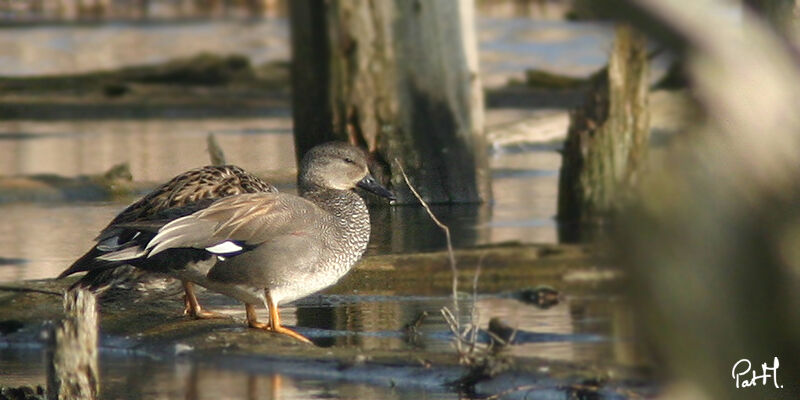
xmin=299 ymin=142 xmax=395 ymax=201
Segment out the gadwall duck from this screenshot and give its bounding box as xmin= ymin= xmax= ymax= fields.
xmin=61 ymin=142 xmax=394 ymax=343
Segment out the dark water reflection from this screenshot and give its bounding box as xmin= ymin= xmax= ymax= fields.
xmin=367 ymin=204 xmax=488 ymax=255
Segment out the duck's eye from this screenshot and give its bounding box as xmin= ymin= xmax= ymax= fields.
xmin=343 ymin=157 xmax=355 ymax=164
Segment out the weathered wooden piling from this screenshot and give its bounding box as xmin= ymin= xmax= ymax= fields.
xmin=46 ymin=289 xmax=99 ymax=400
xmin=289 ymin=0 xmax=489 ymax=204
xmin=557 ymin=24 xmax=650 ymax=224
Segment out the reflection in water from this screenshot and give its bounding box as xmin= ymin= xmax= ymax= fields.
xmin=2 ymin=348 xmax=455 ymax=399
xmin=273 ymin=292 xmax=642 ymax=365
xmin=0 ymin=202 xmax=121 ymax=282
xmin=0 ymin=119 xmax=295 ymax=181
xmin=368 ymin=204 xmax=487 ymax=255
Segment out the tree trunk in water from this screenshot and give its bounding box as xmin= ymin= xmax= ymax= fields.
xmin=289 ymin=0 xmax=489 ymax=204
xmin=557 ymin=24 xmax=649 ymax=224
xmin=289 ymin=0 xmax=334 ymax=159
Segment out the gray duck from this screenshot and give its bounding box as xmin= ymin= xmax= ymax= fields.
xmin=60 ymin=142 xmax=394 ymax=343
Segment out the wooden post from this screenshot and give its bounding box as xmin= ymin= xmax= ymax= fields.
xmin=289 ymin=0 xmax=489 ymax=204
xmin=557 ymin=24 xmax=650 ymax=223
xmin=288 ymin=0 xmax=335 ymax=162
xmin=46 ymin=289 xmax=99 ymax=400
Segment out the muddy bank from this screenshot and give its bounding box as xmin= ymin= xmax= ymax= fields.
xmin=0 ymin=244 xmax=652 ymax=398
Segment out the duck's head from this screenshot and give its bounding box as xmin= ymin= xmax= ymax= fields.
xmin=299 ymin=142 xmax=395 ymax=201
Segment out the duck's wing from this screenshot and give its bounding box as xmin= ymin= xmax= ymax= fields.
xmin=144 ymin=192 xmax=326 ymax=258
xmin=61 ymin=165 xmax=276 ymax=289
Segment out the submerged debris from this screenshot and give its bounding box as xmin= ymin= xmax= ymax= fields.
xmin=402 ymin=311 xmax=428 ymax=347
xmin=0 ymin=385 xmax=46 ymax=400
xmin=487 ymin=317 xmax=516 ymax=349
xmin=511 ymin=286 xmax=561 ymax=309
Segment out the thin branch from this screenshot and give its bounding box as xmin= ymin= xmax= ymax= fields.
xmin=468 ymin=254 xmax=485 ymax=354
xmin=395 ymin=160 xmax=458 ymax=297
xmin=395 ymin=159 xmax=461 ymax=348
xmin=441 ymin=306 xmax=465 ymax=357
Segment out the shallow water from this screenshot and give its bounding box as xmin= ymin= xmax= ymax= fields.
xmin=1 ymin=289 xmax=642 ymax=399
xmin=2 ymin=348 xmax=457 ymax=399
xmin=0 ymin=118 xmax=295 ymax=181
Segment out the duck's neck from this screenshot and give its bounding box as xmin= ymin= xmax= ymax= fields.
xmin=300 ymin=183 xmax=370 ymax=232
xmin=300 ymin=183 xmax=371 ymax=264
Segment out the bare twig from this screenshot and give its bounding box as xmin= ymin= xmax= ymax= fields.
xmin=395 ymin=160 xmax=458 ymax=301
xmin=468 ymin=254 xmax=485 ymax=354
xmin=396 ymin=159 xmax=464 ymax=355
xmin=440 ymin=306 xmax=466 ymax=358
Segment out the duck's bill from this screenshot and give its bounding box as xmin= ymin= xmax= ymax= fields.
xmin=357 ymin=174 xmax=396 ymax=201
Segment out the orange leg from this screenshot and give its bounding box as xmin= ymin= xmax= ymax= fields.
xmin=245 ymin=291 xmax=312 ymax=344
xmin=182 ymin=281 xmax=225 ymax=319
xmin=246 ymin=303 xmax=270 ymax=329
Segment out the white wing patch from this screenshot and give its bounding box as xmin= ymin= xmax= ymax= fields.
xmin=205 ymin=241 xmax=243 ymax=254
